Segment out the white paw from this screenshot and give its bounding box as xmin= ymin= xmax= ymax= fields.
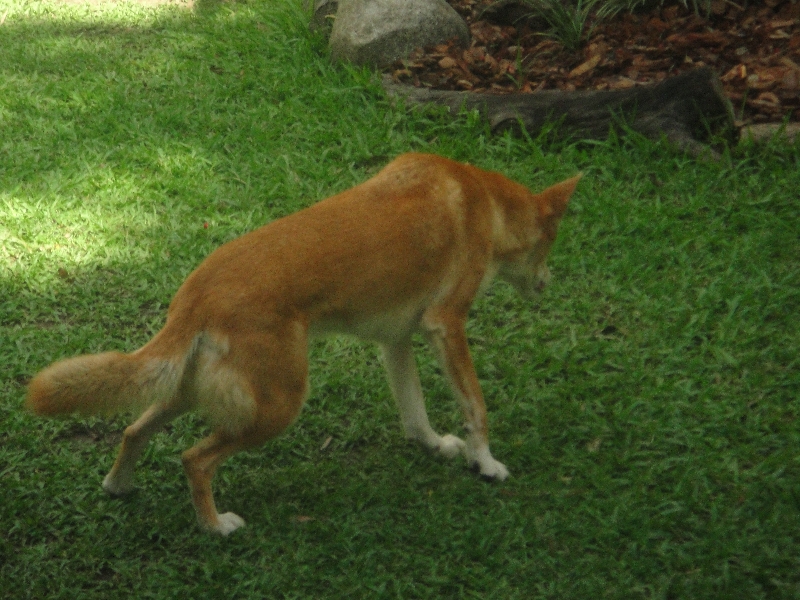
xmin=466 ymin=444 xmax=510 ymax=481
xmin=102 ymin=472 xmax=134 ymax=497
xmin=477 ymin=457 xmax=509 ymax=481
xmin=210 ymin=512 xmax=246 ymax=536
xmin=436 ymin=434 xmax=466 ymax=459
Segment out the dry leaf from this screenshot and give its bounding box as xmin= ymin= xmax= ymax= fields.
xmin=611 ymin=76 xmax=636 ymax=89
xmin=569 ymin=54 xmax=601 ymax=78
xmin=756 ymin=91 xmax=781 ymax=105
xmin=721 ymin=64 xmax=747 ymax=81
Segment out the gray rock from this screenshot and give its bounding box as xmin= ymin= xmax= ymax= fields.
xmin=329 ymin=0 xmax=470 ymax=68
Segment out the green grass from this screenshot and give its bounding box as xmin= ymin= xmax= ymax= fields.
xmin=1 ymin=0 xmax=799 ymax=598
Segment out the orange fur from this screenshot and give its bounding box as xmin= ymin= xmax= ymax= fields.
xmin=26 ymin=153 xmax=580 ymax=535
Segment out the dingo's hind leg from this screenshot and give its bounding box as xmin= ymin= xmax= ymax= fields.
xmin=182 ymin=326 xmax=309 ymax=535
xmin=103 ymin=401 xmax=187 ymax=496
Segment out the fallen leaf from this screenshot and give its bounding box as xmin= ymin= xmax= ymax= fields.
xmin=721 ymin=64 xmax=747 ymax=81
xmin=666 ymin=31 xmax=726 ymax=47
xmin=769 ymin=19 xmax=797 ymax=29
xmin=438 ymin=57 xmax=457 ymax=69
xmin=611 ymin=76 xmax=636 ymax=89
xmin=756 ymin=91 xmax=781 ymax=105
xmin=569 ymin=54 xmax=601 ymax=78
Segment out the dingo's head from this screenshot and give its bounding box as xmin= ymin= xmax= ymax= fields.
xmin=497 ymin=174 xmax=581 ymax=298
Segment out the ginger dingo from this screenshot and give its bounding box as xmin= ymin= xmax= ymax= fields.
xmin=27 ymin=153 xmax=580 ymax=535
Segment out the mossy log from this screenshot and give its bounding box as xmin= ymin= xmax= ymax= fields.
xmin=384 ymin=67 xmax=738 ymax=155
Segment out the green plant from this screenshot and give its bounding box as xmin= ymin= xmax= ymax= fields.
xmin=526 ymin=0 xmax=624 ymax=51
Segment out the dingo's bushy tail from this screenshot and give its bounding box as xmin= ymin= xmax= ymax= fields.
xmin=26 ymin=343 xmax=191 ymax=418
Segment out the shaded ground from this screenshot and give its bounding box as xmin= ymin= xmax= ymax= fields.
xmin=390 ymin=0 xmax=800 ymax=125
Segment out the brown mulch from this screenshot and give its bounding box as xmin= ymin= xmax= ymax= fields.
xmin=389 ymin=0 xmax=800 ymax=126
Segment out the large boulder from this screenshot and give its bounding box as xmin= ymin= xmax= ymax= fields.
xmin=329 ymin=0 xmax=469 ymax=68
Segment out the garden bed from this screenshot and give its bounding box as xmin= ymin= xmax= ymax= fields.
xmin=389 ymin=0 xmax=800 ymax=126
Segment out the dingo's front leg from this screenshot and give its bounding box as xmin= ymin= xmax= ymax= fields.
xmin=424 ymin=312 xmax=509 ymax=481
xmin=381 ymin=341 xmax=466 ymax=459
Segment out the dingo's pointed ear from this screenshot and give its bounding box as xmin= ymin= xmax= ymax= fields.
xmin=537 ymin=173 xmax=582 ymax=219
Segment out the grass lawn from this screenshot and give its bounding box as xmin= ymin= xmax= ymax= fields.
xmin=1 ymin=0 xmax=799 ymax=597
